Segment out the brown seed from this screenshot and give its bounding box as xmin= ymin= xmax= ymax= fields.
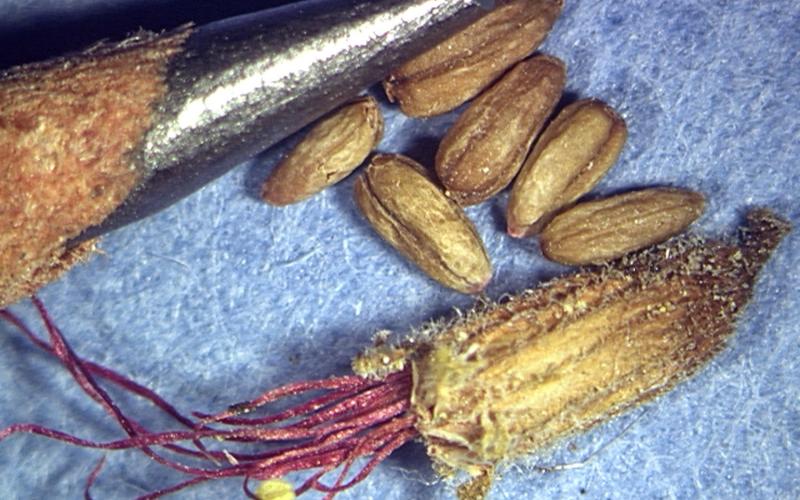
xmin=507 ymin=99 xmax=628 ymax=237
xmin=356 ymin=209 xmax=789 ymax=492
xmin=435 ymin=55 xmax=567 ymax=206
xmin=539 ymin=188 xmax=706 ymax=265
xmin=261 ymin=96 xmax=383 ymax=205
xmin=383 ymin=0 xmax=564 ymax=117
xmin=354 ymin=154 xmax=492 ymax=294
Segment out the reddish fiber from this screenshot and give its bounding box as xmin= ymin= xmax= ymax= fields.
xmin=0 ymin=300 xmax=417 ymax=498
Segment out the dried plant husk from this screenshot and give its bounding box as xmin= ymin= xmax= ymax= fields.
xmin=354 ymin=154 xmax=492 ymax=294
xmin=384 ymin=0 xmax=564 ymax=117
xmin=540 ymin=187 xmax=706 ymax=265
xmin=261 ymin=96 xmax=383 ymax=205
xmin=354 ymin=209 xmax=789 ymax=497
xmin=507 ymin=99 xmax=628 ymax=237
xmin=435 ymin=55 xmax=566 ymax=206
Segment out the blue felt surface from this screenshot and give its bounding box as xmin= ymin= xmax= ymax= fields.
xmin=1 ymin=1 xmax=799 ymax=499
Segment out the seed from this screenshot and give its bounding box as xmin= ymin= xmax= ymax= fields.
xmin=435 ymin=55 xmax=566 ymax=206
xmin=261 ymin=96 xmax=383 ymax=205
xmin=507 ymin=99 xmax=628 ymax=237
xmin=353 ymin=154 xmax=492 ymax=293
xmin=539 ymin=187 xmax=706 ymax=265
xmin=383 ymin=0 xmax=564 ymax=117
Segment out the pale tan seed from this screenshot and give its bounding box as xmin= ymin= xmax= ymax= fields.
xmin=383 ymin=0 xmax=564 ymax=118
xmin=354 ymin=154 xmax=492 ymax=294
xmin=507 ymin=99 xmax=628 ymax=237
xmin=261 ymin=96 xmax=383 ymax=205
xmin=435 ymin=55 xmax=566 ymax=206
xmin=540 ymin=188 xmax=706 ymax=265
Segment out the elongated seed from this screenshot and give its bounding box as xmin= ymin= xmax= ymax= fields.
xmin=262 ymin=96 xmax=383 ymax=205
xmin=384 ymin=0 xmax=564 ymax=117
xmin=354 ymin=154 xmax=492 ymax=294
xmin=435 ymin=55 xmax=566 ymax=206
xmin=507 ymin=99 xmax=627 ymax=237
xmin=539 ymin=188 xmax=706 ymax=265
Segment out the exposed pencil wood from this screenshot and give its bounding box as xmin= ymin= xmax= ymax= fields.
xmin=0 ymin=29 xmax=190 ymax=307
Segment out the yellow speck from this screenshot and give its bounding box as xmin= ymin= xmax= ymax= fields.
xmin=255 ymin=478 xmax=296 ymax=500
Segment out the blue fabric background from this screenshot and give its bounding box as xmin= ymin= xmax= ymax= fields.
xmin=1 ymin=1 xmax=798 ymax=499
